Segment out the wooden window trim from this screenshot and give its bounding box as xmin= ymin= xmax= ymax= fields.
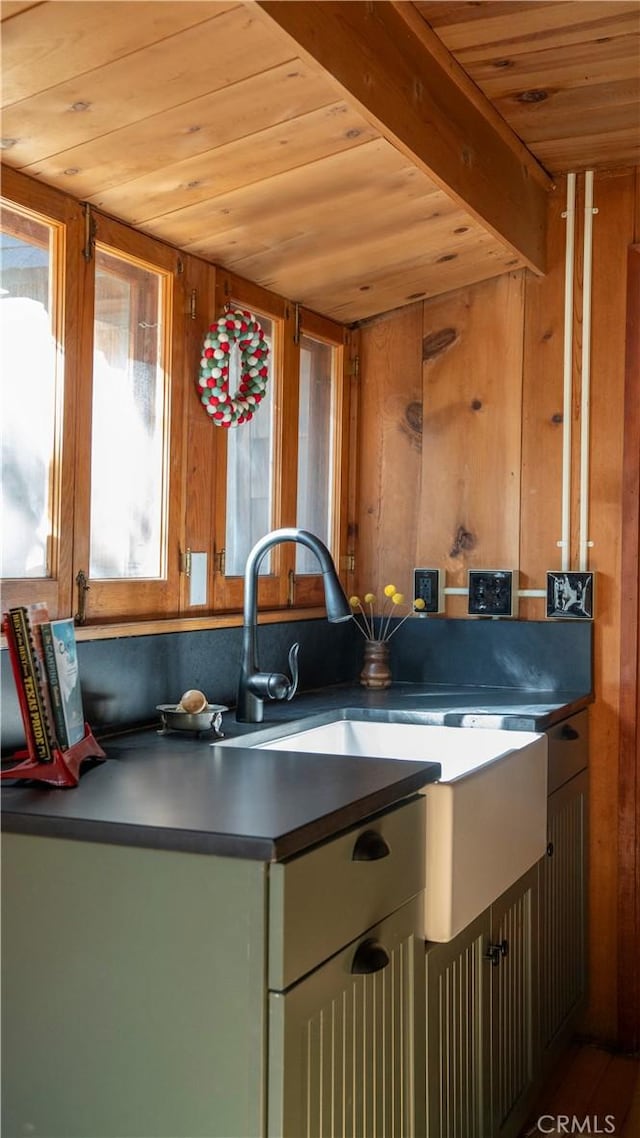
xmin=211 ymin=271 xmax=286 ymax=612
xmin=72 ymin=211 xmax=187 ymax=623
xmin=1 ymin=167 xmax=85 ymax=620
xmin=1 ymin=172 xmax=352 ymax=631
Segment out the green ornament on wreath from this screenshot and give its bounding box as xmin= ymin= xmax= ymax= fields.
xmin=198 ymin=307 xmax=270 ymax=427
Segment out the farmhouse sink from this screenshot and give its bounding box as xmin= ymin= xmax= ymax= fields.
xmin=219 ymin=712 xmax=547 ymax=941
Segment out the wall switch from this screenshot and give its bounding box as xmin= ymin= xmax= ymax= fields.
xmin=189 ymin=552 xmax=208 ymax=606
xmin=413 ymin=568 xmax=443 ymax=613
xmin=546 ymin=571 xmax=594 ymax=619
xmin=468 ymin=570 xmax=517 ymax=617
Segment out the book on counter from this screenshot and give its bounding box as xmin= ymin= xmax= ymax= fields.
xmin=40 ymin=618 xmax=85 ymax=749
xmin=4 ymin=605 xmax=56 ymax=762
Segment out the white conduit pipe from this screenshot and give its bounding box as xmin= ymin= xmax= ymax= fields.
xmin=560 ymin=173 xmax=576 ymax=571
xmin=579 ymin=170 xmax=595 ymax=571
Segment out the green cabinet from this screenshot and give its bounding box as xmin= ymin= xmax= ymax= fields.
xmin=1 ymin=835 xmax=269 ymax=1138
xmin=269 ymin=895 xmax=425 ymax=1138
xmin=489 ymin=866 xmax=539 ymax=1138
xmin=425 ymin=866 xmax=538 ymax=1138
xmin=2 ymin=796 xmax=427 ymax=1138
xmin=425 ymin=910 xmax=490 ymax=1138
xmin=424 ymin=710 xmax=589 ymax=1138
xmin=539 ymin=769 xmax=588 ymax=1059
xmin=539 ymin=710 xmax=589 ymax=1066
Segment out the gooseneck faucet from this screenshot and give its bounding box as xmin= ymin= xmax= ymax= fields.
xmin=236 ymin=528 xmax=351 ymax=723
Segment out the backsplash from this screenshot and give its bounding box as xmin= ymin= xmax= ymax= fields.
xmin=0 ymin=618 xmax=360 ymax=751
xmin=389 ymin=617 xmax=592 ymax=692
xmin=1 ymin=616 xmax=592 ymax=752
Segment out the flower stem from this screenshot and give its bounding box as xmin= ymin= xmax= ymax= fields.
xmin=385 ymin=611 xmax=413 ymax=640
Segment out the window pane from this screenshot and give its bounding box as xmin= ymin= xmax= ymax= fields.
xmin=225 ymin=311 xmax=275 ymax=576
xmin=1 ymin=206 xmax=58 ymax=578
xmin=296 ymin=335 xmax=334 ymax=573
xmin=90 ymin=248 xmax=168 ymax=579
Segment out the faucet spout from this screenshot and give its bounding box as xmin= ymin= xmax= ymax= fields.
xmin=236 ymin=528 xmax=351 ymax=723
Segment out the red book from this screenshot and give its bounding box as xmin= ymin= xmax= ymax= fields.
xmin=4 ymin=607 xmax=55 ymax=762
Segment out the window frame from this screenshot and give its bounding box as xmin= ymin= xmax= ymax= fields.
xmin=211 ymin=272 xmax=350 ymax=614
xmin=1 ymin=170 xmax=353 ymax=632
xmin=0 ymin=168 xmax=84 ymax=620
xmin=288 ymin=307 xmax=350 ymax=610
xmin=71 ymin=212 xmax=187 ymax=623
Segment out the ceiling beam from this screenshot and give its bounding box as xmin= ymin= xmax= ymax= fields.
xmin=254 ymin=0 xmax=553 ymax=275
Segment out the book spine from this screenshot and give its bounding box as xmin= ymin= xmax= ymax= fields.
xmin=40 ymin=622 xmax=70 ymax=750
xmin=26 ymin=603 xmax=59 ymax=751
xmin=6 ymin=608 xmax=54 ymax=762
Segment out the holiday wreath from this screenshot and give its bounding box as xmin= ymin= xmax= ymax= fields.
xmin=198 ymin=307 xmax=270 ymax=427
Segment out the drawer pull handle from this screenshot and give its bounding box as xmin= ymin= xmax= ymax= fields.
xmin=351 ymin=938 xmax=390 ymax=975
xmin=560 ymin=724 xmax=579 ymax=740
xmin=352 ymin=830 xmax=390 ymax=861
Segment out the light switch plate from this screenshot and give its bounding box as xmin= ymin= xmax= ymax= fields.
xmin=546 ymin=571 xmax=594 ymax=619
xmin=468 ymin=570 xmax=517 ymax=618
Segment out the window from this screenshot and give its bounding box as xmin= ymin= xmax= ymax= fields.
xmin=1 ymin=174 xmax=352 ymax=631
xmin=224 ymin=309 xmax=275 ymax=577
xmin=71 ymin=214 xmax=185 ymax=622
xmin=296 ymin=334 xmax=335 ymax=574
xmin=90 ymin=247 xmax=170 ymax=581
xmin=1 ymin=204 xmax=61 ymax=580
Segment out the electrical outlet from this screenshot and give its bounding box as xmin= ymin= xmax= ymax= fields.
xmin=468 ymin=570 xmax=517 ymax=618
xmin=413 ymin=568 xmax=442 ymax=613
xmin=546 ymin=571 xmax=594 ymax=619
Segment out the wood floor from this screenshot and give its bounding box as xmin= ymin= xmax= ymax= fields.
xmin=521 ymin=1044 xmax=640 ymax=1137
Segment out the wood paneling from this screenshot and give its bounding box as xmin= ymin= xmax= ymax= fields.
xmin=256 ymin=0 xmax=550 ymax=273
xmin=1 ymin=0 xmax=548 ymax=322
xmin=519 ymin=181 xmax=567 ymax=612
xmin=418 ymin=272 xmax=525 ymax=616
xmin=415 ymin=1 xmax=640 ymax=175
xmin=355 ymin=305 xmax=425 ymax=598
xmin=356 ymin=169 xmax=639 ymax=1045
xmin=4 ymin=1 xmax=637 ymax=321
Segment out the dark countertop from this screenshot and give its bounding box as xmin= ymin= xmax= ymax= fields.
xmin=1 ymin=682 xmax=592 ymax=861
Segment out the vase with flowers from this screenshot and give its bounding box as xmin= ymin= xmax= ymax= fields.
xmin=349 ymin=585 xmax=426 ymax=689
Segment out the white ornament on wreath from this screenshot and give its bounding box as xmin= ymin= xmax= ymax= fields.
xmin=197 ymin=307 xmax=270 ymax=427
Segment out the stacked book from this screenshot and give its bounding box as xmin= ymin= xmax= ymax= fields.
xmin=4 ymin=604 xmax=86 ymax=760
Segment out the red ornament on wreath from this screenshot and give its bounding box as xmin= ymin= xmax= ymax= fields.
xmin=197 ymin=307 xmax=270 ymax=428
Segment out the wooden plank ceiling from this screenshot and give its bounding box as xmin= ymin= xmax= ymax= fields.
xmin=416 ymin=1 xmax=640 ymax=174
xmin=1 ymin=1 xmax=638 ymax=323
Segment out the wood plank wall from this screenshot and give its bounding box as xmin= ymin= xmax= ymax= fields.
xmin=355 ymin=169 xmax=640 ymax=1045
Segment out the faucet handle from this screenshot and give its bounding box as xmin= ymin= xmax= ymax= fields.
xmin=286 ymin=642 xmax=300 ymax=701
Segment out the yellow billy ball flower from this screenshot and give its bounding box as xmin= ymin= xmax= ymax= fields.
xmin=392 ymin=592 xmax=405 ymax=605
xmin=364 ymin=592 xmax=376 ymax=604
xmin=384 ymin=583 xmax=396 ymax=597
xmin=349 ymin=595 xmax=361 ymax=608
xmin=414 ymin=597 xmax=426 ymax=611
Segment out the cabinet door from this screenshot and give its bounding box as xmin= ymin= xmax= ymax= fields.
xmin=489 ymin=864 xmax=539 ymax=1138
xmin=539 ymin=770 xmax=588 ymax=1056
xmin=425 ymin=910 xmax=492 ymax=1138
xmin=268 ymin=895 xmax=425 ymax=1138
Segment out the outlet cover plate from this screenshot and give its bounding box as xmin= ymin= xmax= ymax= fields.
xmin=468 ymin=570 xmax=517 ymax=618
xmin=546 ymin=571 xmax=594 ymax=619
xmin=413 ymin=568 xmax=442 ymax=613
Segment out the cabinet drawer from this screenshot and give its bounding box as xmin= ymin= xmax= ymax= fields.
xmin=268 ymin=893 xmax=425 ymax=1138
xmin=547 ymin=710 xmax=589 ymax=794
xmin=269 ymin=795 xmax=425 ymax=990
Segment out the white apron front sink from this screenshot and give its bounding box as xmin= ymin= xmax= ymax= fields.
xmin=221 ymin=715 xmax=548 ymax=942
